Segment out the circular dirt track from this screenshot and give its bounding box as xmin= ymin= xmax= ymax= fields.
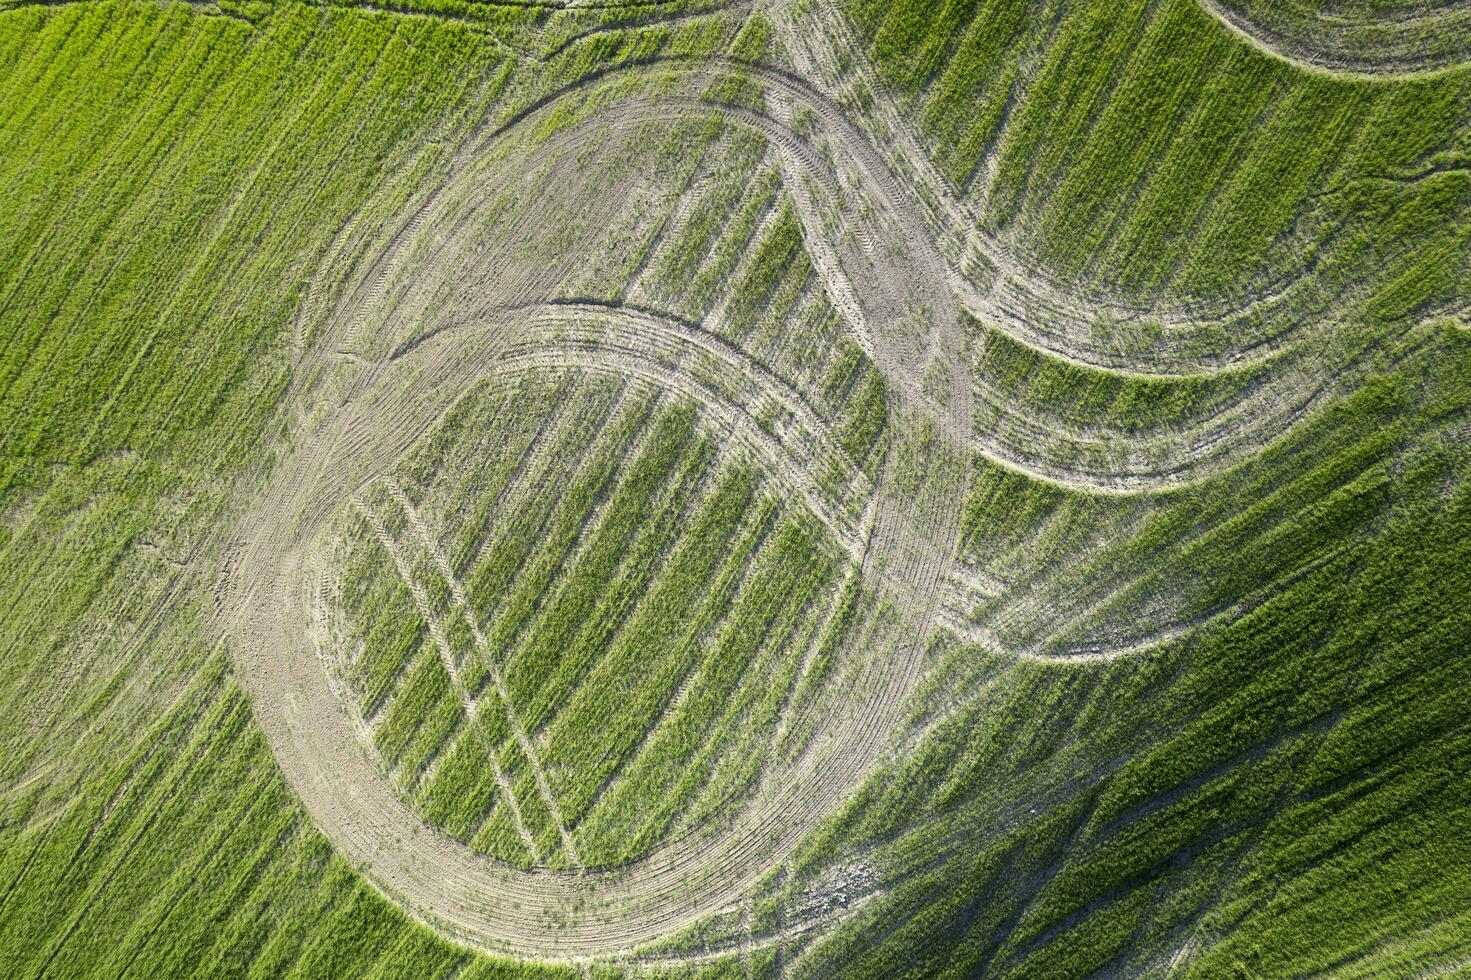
xmin=221 ymin=61 xmax=971 ymax=960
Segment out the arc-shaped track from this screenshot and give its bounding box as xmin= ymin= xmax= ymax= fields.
xmin=465 ymin=67 xmax=1349 ymax=493
xmin=479 ymin=301 xmax=875 ymax=556
xmin=1196 ymin=0 xmax=1471 ymax=79
xmin=761 ymin=0 xmax=1347 ymax=369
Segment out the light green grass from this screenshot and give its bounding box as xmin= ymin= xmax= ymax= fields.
xmin=1 ymin=0 xmax=1469 ymax=975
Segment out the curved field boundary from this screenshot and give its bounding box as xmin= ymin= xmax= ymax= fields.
xmin=737 ymin=56 xmax=1305 ymax=376
xmin=228 ymin=320 xmax=888 ymax=957
xmin=403 ymin=46 xmax=1309 ymax=378
xmin=1196 ymin=0 xmax=1471 ymax=79
xmin=642 ymin=69 xmax=1381 ymax=494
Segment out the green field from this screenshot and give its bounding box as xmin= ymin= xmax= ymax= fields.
xmin=1 ymin=0 xmax=1468 ymax=975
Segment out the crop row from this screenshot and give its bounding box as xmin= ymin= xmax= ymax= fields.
xmin=370 ymin=359 xmax=854 ymax=867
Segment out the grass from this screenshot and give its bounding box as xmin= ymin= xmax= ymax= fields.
xmin=333 ymin=372 xmax=850 ymax=868
xmin=835 ymin=0 xmax=1471 ymax=308
xmin=769 ymin=327 xmax=1471 ymax=978
xmin=1 ymin=0 xmax=1469 ymax=974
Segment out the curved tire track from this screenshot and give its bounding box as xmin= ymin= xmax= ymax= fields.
xmin=464 ymin=70 xmax=1350 ymax=493
xmin=216 ymin=22 xmax=1369 ymax=957
xmin=482 ymin=301 xmax=875 ymax=556
xmin=1196 ymin=0 xmax=1471 ymax=79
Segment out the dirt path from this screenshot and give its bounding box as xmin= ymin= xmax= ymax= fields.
xmin=941 ymin=604 xmax=1210 ymax=665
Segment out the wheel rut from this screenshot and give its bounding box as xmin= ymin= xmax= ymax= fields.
xmin=443 ymin=59 xmax=1359 ymax=492
xmin=220 ymin=54 xmax=970 ymax=956
xmin=354 ymin=495 xmax=548 ymax=858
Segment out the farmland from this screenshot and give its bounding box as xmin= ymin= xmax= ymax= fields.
xmin=0 ymin=0 xmax=1468 ymax=975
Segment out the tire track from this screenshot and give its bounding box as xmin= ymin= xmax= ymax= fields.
xmin=352 ymin=495 xmax=548 ymax=860
xmin=762 ymin=0 xmax=1329 ymax=372
xmin=303 ymin=54 xmax=1341 ymax=497
xmin=215 ymin=29 xmax=1341 ymax=957
xmin=383 ymin=478 xmax=580 ymax=861
xmin=481 ymin=302 xmax=873 ymax=555
xmin=1195 ymin=0 xmax=1471 ymax=79
xmin=221 ymin=62 xmax=968 ymax=954
xmin=552 ymin=85 xmax=1338 ymax=492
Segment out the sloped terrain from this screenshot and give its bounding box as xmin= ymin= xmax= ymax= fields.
xmin=0 ymin=0 xmax=1468 ymax=976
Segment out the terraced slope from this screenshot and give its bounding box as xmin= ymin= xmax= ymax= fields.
xmin=1 ymin=0 xmax=1468 ymax=976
